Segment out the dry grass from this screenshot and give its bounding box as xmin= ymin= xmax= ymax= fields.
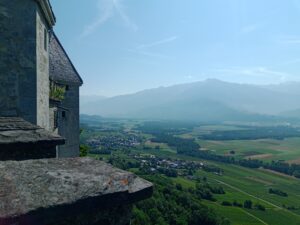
xmin=246 ymin=153 xmax=273 ymax=160
xmin=287 ymin=158 xmax=300 ymax=165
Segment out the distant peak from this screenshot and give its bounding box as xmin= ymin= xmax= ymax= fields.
xmin=203 ymin=78 xmax=226 ymax=83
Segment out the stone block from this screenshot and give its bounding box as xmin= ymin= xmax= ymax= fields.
xmin=0 ymin=158 xmax=153 ymax=225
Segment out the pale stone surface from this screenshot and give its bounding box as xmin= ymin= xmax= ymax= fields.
xmin=36 ymin=6 xmax=50 ymax=130
xmin=35 ymin=0 xmax=56 ymax=27
xmin=0 ymin=158 xmax=153 ymax=224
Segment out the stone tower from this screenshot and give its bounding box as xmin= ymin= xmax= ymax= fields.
xmin=0 ymin=0 xmax=55 ymax=130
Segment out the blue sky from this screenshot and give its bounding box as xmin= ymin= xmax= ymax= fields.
xmin=51 ymin=0 xmax=300 ymax=96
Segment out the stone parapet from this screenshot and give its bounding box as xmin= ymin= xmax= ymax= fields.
xmin=0 ymin=157 xmax=153 ymax=225
xmin=0 ymin=117 xmax=64 ymax=160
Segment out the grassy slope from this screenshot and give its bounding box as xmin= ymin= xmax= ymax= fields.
xmin=150 ymin=145 xmax=300 ymax=225
xmin=198 ymin=162 xmax=300 ymax=225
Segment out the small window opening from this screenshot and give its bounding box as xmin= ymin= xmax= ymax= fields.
xmin=66 ymin=85 xmax=69 ymax=91
xmin=54 ymin=110 xmax=58 ymax=129
xmin=44 ymin=28 xmax=48 ymax=51
xmin=62 ymin=111 xmax=66 ymax=118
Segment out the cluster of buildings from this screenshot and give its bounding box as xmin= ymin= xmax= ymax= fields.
xmin=133 ymin=154 xmax=204 ymax=174
xmin=87 ymin=134 xmax=141 ymax=150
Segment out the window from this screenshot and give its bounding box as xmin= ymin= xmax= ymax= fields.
xmin=54 ymin=110 xmax=58 ymax=129
xmin=44 ymin=28 xmax=47 ymax=51
xmin=62 ymin=111 xmax=66 ymax=118
xmin=66 ymin=85 xmax=69 ymax=91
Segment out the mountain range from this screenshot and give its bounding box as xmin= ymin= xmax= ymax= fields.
xmin=80 ymin=79 xmax=300 ymax=122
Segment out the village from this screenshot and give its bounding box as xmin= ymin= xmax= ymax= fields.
xmin=86 ymin=133 xmax=141 ymax=150
xmin=130 ymin=153 xmax=207 ymax=178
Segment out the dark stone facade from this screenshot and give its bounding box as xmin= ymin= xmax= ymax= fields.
xmin=0 ymin=0 xmax=37 ymax=122
xmin=49 ymin=33 xmax=83 ymax=157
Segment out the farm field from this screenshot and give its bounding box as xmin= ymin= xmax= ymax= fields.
xmin=197 ymin=137 xmax=300 ymax=163
xmin=172 ymin=160 xmax=300 ymax=225
xmin=132 ymin=141 xmax=300 ymax=225
xmin=175 ymin=124 xmax=300 ymax=164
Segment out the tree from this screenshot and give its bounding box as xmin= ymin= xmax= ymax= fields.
xmin=79 ymin=128 xmax=89 ymax=157
xmin=293 ymin=170 xmax=300 ymax=178
xmin=80 ymin=145 xmax=89 ymax=157
xmin=254 ymin=203 xmax=265 ymax=211
xmin=131 ymin=207 xmax=151 ymax=225
xmin=221 ymin=201 xmax=232 ymax=206
xmin=244 ymin=200 xmax=252 ymax=209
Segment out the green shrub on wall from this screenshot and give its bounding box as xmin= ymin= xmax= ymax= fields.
xmin=50 ymin=82 xmax=66 ymax=101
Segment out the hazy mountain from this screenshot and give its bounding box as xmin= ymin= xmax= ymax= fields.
xmin=80 ymin=95 xmax=107 ymax=109
xmin=280 ymin=109 xmax=300 ymax=119
xmin=80 ymin=79 xmax=300 ymax=122
xmin=264 ymin=81 xmax=300 ymax=96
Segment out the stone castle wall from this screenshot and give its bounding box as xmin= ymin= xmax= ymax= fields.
xmin=0 ymin=0 xmax=37 ymax=123
xmin=57 ymin=85 xmax=80 ymax=157
xmin=0 ymin=0 xmax=50 ymax=130
xmin=36 ymin=5 xmax=50 ymax=130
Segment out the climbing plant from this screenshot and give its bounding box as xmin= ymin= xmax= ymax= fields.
xmin=50 ymin=81 xmax=66 ymax=101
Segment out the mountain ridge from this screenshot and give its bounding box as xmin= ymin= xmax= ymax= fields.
xmin=81 ymin=79 xmax=300 ymax=122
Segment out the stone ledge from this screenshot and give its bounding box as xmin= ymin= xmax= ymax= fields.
xmin=0 ymin=158 xmax=153 ymax=225
xmin=0 ymin=117 xmax=65 ymax=160
xmin=0 ymin=117 xmax=64 ymax=146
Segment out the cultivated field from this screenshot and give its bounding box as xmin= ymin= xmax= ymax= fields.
xmin=173 ymin=160 xmax=300 ymax=225
xmin=178 ymin=124 xmax=300 ymax=164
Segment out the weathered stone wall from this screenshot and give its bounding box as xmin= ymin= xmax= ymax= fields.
xmin=57 ymin=85 xmax=80 ymax=157
xmin=0 ymin=0 xmax=37 ymax=123
xmin=49 ymin=106 xmax=58 ymax=133
xmin=0 ymin=0 xmax=50 ymax=129
xmin=36 ymin=6 xmax=50 ymax=130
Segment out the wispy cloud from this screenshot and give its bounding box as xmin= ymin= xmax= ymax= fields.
xmin=240 ymin=24 xmax=260 ymax=34
xmin=240 ymin=22 xmax=267 ymax=34
xmin=80 ymin=0 xmax=137 ymax=38
xmin=280 ymin=58 xmax=300 ymax=66
xmin=213 ymin=66 xmax=297 ymax=84
xmin=113 ymin=0 xmax=138 ymax=31
xmin=127 ymin=49 xmax=170 ymax=60
xmin=277 ymin=36 xmax=300 ymax=44
xmin=127 ymin=35 xmax=179 ymax=61
xmin=184 ymin=75 xmax=193 ymax=80
xmin=137 ymin=36 xmax=179 ymax=50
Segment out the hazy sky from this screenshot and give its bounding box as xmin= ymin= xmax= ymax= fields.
xmin=51 ymin=0 xmax=300 ymax=97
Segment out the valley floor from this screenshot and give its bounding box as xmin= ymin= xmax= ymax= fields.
xmin=80 ymin=118 xmax=300 ymax=225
